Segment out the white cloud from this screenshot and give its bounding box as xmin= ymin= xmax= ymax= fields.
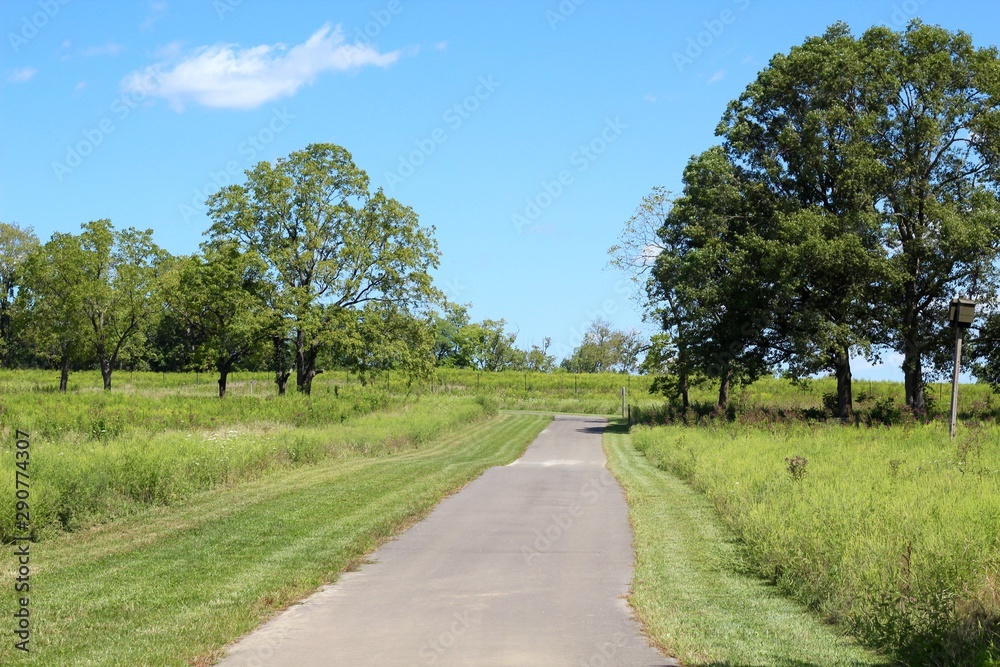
xmin=80 ymin=42 xmax=125 ymax=57
xmin=643 ymin=93 xmax=657 ymax=103
xmin=122 ymin=24 xmax=401 ymax=111
xmin=708 ymin=69 xmax=726 ymax=84
xmin=74 ymin=81 xmax=87 ymax=92
xmin=7 ymin=67 xmax=36 ymax=83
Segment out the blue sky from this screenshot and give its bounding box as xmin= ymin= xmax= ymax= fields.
xmin=1 ymin=0 xmax=997 ymax=380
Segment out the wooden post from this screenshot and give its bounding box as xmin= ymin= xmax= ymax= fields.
xmin=950 ymin=327 xmax=965 ymax=439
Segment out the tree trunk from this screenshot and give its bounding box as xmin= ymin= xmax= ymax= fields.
xmin=901 ymin=299 xmax=926 ymax=414
xmin=100 ymin=357 xmax=112 ymax=391
xmin=218 ymin=367 xmax=229 ymax=398
xmin=678 ymin=344 xmax=690 ymax=410
xmin=900 ymin=233 xmax=926 ymax=414
xmin=273 ymin=335 xmax=291 ymax=395
xmin=296 ymin=342 xmax=320 ymax=395
xmin=832 ymin=347 xmax=852 ymax=421
xmin=903 ymin=347 xmax=926 ymax=415
xmin=717 ymin=361 xmax=732 ymax=409
xmin=59 ymin=352 xmax=70 ymax=392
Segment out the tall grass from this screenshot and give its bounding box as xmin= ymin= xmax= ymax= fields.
xmin=0 ymin=395 xmax=496 ymax=542
xmin=631 ymin=421 xmax=1000 ymax=665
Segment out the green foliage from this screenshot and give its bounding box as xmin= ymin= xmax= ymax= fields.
xmin=206 ymin=143 xmax=442 ymax=393
xmin=162 ymin=242 xmax=271 ymax=395
xmin=0 ymin=222 xmax=38 ymax=365
xmin=560 ymin=318 xmax=644 ymax=373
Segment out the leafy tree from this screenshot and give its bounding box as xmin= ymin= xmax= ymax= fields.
xmin=207 ymin=144 xmax=441 ymax=394
xmin=610 ymin=187 xmax=698 ymax=405
xmin=649 ymin=148 xmax=775 ymax=408
xmin=431 ymin=302 xmax=472 ymax=367
xmin=718 ymin=22 xmax=891 ymax=419
xmin=560 ymin=319 xmax=645 ymax=374
xmin=859 ymin=21 xmax=1000 ymax=412
xmin=524 ymin=337 xmax=555 ymax=372
xmin=163 ymin=242 xmax=270 ymax=397
xmin=460 ymin=319 xmax=521 ymax=371
xmin=0 ymin=222 xmax=38 ymax=365
xmin=16 ymin=233 xmax=88 ymax=390
xmin=973 ymin=312 xmax=1000 ymax=391
xmin=336 ymin=302 xmax=436 ymax=383
xmin=74 ymin=220 xmax=164 ymax=390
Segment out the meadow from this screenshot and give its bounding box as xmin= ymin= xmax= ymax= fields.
xmin=629 ymin=421 xmax=1000 ymax=665
xmin=1 ymin=367 xmax=998 ymax=665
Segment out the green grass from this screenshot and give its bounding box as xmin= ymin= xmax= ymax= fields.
xmin=0 ymin=395 xmax=497 ymax=542
xmin=605 ymin=422 xmax=889 ymax=666
xmin=629 ymin=421 xmax=1000 ymax=665
xmin=0 ymin=412 xmax=550 ymax=666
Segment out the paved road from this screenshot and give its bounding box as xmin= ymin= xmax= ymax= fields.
xmin=218 ymin=415 xmax=674 ymax=667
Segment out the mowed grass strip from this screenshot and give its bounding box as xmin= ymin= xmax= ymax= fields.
xmin=604 ymin=423 xmax=889 ymax=667
xmin=0 ymin=412 xmax=550 ymax=666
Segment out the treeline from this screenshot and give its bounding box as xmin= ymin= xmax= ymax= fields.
xmin=614 ymin=20 xmax=1000 ymax=419
xmin=2 ymin=144 xmax=642 ymax=396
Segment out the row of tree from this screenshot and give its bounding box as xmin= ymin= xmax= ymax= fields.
xmin=2 ymin=144 xmax=642 ymax=395
xmin=613 ymin=20 xmax=1000 ymax=418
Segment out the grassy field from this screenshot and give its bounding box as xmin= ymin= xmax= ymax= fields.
xmin=0 ymin=409 xmax=549 ymax=665
xmin=605 ymin=422 xmax=889 ymax=666
xmin=629 ymin=421 xmax=1000 ymax=665
xmin=2 ymin=367 xmax=999 ymax=665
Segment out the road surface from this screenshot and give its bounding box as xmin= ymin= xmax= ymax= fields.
xmin=218 ymin=414 xmax=674 ymax=667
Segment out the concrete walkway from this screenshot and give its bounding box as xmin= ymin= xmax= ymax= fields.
xmin=218 ymin=414 xmax=673 ymax=667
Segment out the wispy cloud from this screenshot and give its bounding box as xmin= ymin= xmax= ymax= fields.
xmin=122 ymin=24 xmax=401 ymax=110
xmin=643 ymin=93 xmax=657 ymax=103
xmin=80 ymin=42 xmax=125 ymax=57
xmin=74 ymin=81 xmax=87 ymax=93
xmin=7 ymin=67 xmax=37 ymax=83
xmin=141 ymin=0 xmax=168 ymax=32
xmin=708 ymin=69 xmax=726 ymax=84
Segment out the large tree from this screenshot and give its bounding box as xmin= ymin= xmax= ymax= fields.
xmin=718 ymin=22 xmax=891 ymax=419
xmin=0 ymin=222 xmax=38 ymax=365
xmin=207 ymin=143 xmax=441 ymax=394
xmin=16 ymin=232 xmax=87 ymax=391
xmin=76 ymin=220 xmax=164 ymax=390
xmin=649 ymin=147 xmax=776 ymax=408
xmin=163 ymin=242 xmax=270 ymax=397
xmin=861 ymin=21 xmax=1000 ymax=412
